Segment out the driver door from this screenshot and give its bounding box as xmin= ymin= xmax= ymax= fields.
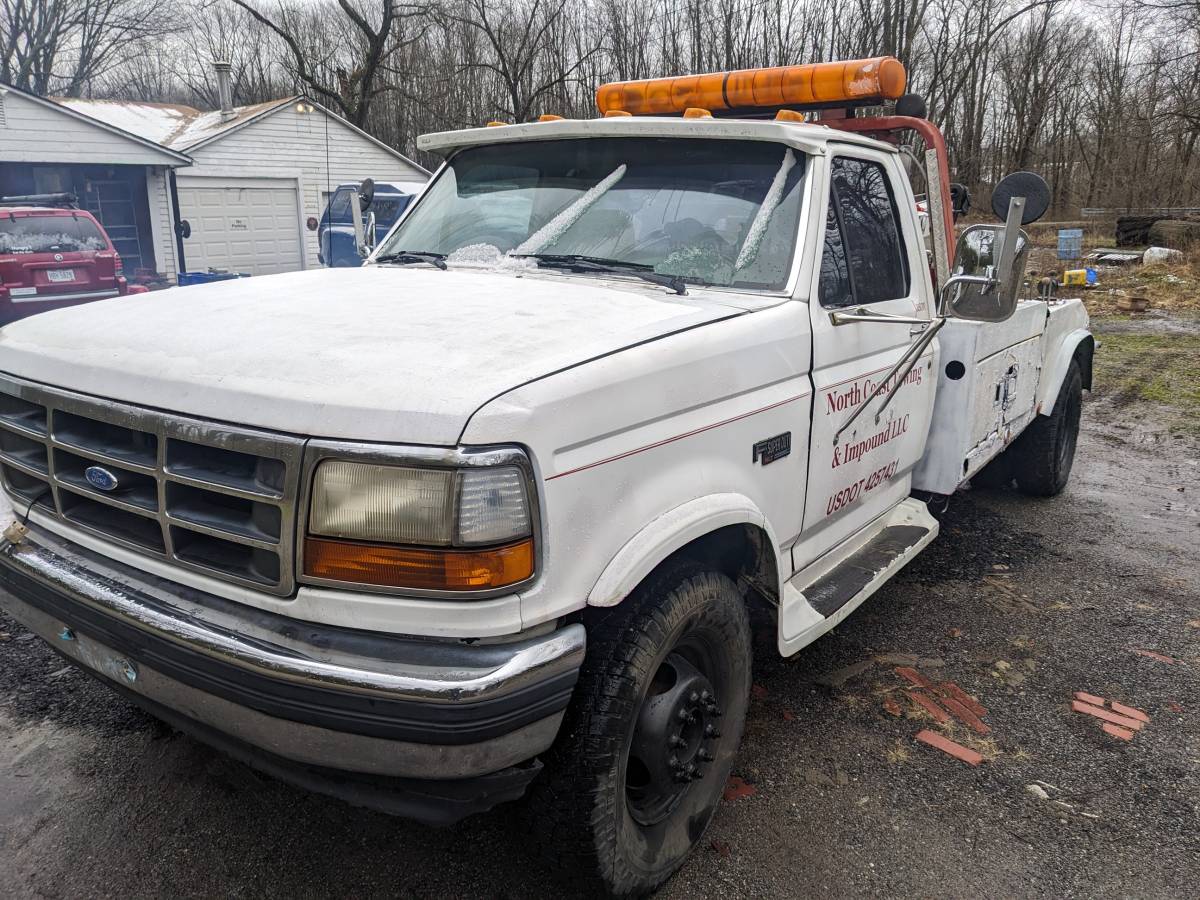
xmin=794 ymin=148 xmax=938 ymax=570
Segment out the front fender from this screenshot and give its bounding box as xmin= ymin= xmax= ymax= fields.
xmin=586 ymin=493 xmax=784 ymax=607
xmin=1037 ymin=327 xmax=1093 ymax=415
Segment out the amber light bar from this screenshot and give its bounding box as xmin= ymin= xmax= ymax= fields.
xmin=305 ymin=537 xmax=535 ymax=591
xmin=595 ymin=56 xmax=906 ymax=117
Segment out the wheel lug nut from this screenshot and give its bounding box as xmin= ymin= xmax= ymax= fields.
xmin=704 ymin=724 xmax=721 ymax=738
xmin=698 ymin=749 xmax=714 ymax=761
xmin=668 ymin=755 xmax=680 ymax=768
xmin=669 ymin=735 xmax=686 ymax=748
xmin=677 ymin=708 xmax=690 ymax=721
xmin=689 ymin=691 xmax=699 ymax=703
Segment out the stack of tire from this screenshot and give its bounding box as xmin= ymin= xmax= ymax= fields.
xmin=1115 ymin=216 xmax=1163 ymax=247
xmin=1116 ymin=215 xmax=1200 ymax=247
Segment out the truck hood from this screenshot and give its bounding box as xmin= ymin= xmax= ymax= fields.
xmin=0 ymin=266 xmax=746 ymax=444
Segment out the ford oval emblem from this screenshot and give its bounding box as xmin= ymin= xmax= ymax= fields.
xmin=85 ymin=466 xmax=120 ymax=492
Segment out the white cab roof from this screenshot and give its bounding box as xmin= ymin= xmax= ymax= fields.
xmin=418 ymin=115 xmax=895 ymax=156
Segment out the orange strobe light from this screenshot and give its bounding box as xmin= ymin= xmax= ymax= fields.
xmin=596 ymin=57 xmax=906 ymax=116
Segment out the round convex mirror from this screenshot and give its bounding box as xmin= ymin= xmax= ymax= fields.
xmin=991 ymin=171 xmax=1050 ymax=224
xmin=358 ymin=177 xmax=376 ymax=210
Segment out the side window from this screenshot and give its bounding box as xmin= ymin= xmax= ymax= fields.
xmin=327 ymin=189 xmax=352 ymax=223
xmin=818 ymin=157 xmax=910 ymax=308
xmin=818 ymin=199 xmax=852 ymax=307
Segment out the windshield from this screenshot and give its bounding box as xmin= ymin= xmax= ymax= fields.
xmin=0 ymin=215 xmax=107 ymax=255
xmin=378 ymin=137 xmax=807 ymax=290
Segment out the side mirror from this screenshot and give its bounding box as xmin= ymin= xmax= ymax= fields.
xmin=363 ymin=210 xmax=377 ymax=253
xmin=348 ymin=191 xmax=376 ymax=258
xmin=943 ymin=217 xmax=1029 ymax=322
xmin=941 ymin=170 xmax=1049 ymax=322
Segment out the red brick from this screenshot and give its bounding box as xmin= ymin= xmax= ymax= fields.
xmin=723 ymin=775 xmax=756 ymax=802
xmin=938 ymin=682 xmax=988 ymax=717
xmin=1071 ymin=699 xmax=1145 ymax=731
xmin=1103 ymin=723 xmax=1136 ymax=741
xmin=1074 ymin=691 xmax=1106 ymax=707
xmin=882 ymin=697 xmax=903 ymax=717
xmin=1109 ymin=701 xmax=1149 ymax=723
xmin=908 ymin=690 xmax=952 ymax=724
xmin=895 ymin=666 xmax=934 ymax=689
xmin=915 ymin=729 xmax=983 ymax=766
xmin=1132 ymin=649 xmax=1177 ymax=665
xmin=940 ymin=696 xmax=992 ymax=735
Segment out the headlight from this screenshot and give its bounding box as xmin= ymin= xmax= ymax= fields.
xmin=304 ymin=459 xmax=534 ymax=592
xmin=309 ymin=462 xmax=455 ymax=545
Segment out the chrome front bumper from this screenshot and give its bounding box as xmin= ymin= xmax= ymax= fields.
xmin=0 ymin=525 xmax=585 ymax=788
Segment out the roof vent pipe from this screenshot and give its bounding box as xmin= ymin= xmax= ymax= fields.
xmin=213 ymin=60 xmax=235 ymax=122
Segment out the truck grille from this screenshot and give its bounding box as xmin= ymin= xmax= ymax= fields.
xmin=0 ymin=375 xmax=304 ymax=596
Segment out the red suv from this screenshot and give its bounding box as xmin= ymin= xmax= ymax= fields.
xmin=0 ymin=196 xmax=144 ymax=326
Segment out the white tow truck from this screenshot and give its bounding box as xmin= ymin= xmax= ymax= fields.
xmin=0 ymin=56 xmax=1091 ymax=896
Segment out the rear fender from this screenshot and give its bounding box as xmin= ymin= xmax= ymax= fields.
xmin=1037 ymin=328 xmax=1093 ymax=415
xmin=586 ymin=493 xmax=785 ymax=608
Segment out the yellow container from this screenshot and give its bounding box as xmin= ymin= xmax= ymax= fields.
xmin=1062 ymin=269 xmax=1088 ymax=286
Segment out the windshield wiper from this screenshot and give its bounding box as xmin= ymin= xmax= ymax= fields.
xmin=513 ymin=253 xmax=687 ymax=296
xmin=374 ymin=250 xmax=448 ymax=270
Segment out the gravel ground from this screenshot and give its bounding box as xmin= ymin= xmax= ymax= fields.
xmin=1 ymin=366 xmax=1197 ymax=898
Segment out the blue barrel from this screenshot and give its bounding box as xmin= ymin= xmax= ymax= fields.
xmin=1057 ymin=228 xmax=1083 ymax=260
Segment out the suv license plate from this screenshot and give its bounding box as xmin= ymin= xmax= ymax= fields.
xmin=47 ymin=269 xmax=75 ymax=283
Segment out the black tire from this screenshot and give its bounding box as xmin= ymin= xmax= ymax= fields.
xmin=1011 ymin=360 xmax=1083 ymax=497
xmin=970 ymin=451 xmax=1013 ymax=490
xmin=526 ymin=561 xmax=752 ymax=897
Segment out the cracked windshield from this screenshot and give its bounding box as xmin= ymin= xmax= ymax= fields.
xmin=377 ymin=137 xmax=807 ymax=290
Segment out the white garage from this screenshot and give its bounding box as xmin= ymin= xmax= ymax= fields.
xmin=53 ymin=75 xmax=429 ymax=282
xmin=175 ymin=176 xmax=302 ymax=276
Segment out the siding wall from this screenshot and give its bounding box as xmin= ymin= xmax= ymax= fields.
xmin=184 ymin=106 xmax=428 ymax=268
xmin=146 ymin=167 xmax=178 ymax=280
xmin=0 ymin=89 xmax=184 ymax=167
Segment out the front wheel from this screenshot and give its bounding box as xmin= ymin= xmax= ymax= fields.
xmin=1011 ymin=360 xmax=1083 ymax=496
xmin=526 ymin=561 xmax=752 ymax=896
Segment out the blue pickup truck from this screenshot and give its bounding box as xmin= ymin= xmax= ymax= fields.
xmin=315 ymin=181 xmax=426 ymax=267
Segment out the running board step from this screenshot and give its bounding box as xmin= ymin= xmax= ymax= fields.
xmin=778 ymin=498 xmax=939 ymax=657
xmin=804 ymin=524 xmax=932 ymax=617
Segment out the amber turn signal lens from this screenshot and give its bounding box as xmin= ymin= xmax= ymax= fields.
xmin=305 ymin=537 xmax=534 ymax=590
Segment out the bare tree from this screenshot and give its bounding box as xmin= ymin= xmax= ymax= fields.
xmin=225 ymin=0 xmax=430 ymax=125
xmin=0 ymin=0 xmax=178 ymax=95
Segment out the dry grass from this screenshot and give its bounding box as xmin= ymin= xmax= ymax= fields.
xmin=1018 ymin=221 xmax=1200 ymax=317
xmin=1085 ymin=262 xmax=1200 ymax=317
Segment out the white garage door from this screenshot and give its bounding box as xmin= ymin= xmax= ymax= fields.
xmin=177 ymin=177 xmax=302 ymax=276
